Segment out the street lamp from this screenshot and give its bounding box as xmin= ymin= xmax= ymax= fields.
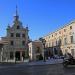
xmin=39 ymin=37 xmax=46 ymax=62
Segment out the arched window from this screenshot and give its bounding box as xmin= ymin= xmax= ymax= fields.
xmin=36 ymin=47 xmax=40 ymax=53
xmin=17 ymin=26 xmax=20 ymax=29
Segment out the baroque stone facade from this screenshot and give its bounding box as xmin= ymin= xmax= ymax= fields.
xmin=1 ymin=7 xmax=29 ymax=62
xmin=43 ymin=20 xmax=75 ymax=58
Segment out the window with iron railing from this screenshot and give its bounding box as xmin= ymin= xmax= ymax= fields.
xmin=70 ymin=36 xmax=74 ymax=43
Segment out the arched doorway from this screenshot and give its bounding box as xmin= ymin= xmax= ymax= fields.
xmin=54 ymin=48 xmax=58 ymax=55
xmin=15 ymin=51 xmax=20 ymax=61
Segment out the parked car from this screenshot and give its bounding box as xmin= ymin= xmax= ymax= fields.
xmin=59 ymin=56 xmax=65 ymax=59
xmin=53 ymin=55 xmax=60 ymax=59
xmin=54 ymin=55 xmax=64 ymax=59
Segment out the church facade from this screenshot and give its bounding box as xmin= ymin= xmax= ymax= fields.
xmin=1 ymin=7 xmax=29 ymax=62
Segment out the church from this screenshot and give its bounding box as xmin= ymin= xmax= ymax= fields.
xmin=0 ymin=6 xmax=29 ymax=62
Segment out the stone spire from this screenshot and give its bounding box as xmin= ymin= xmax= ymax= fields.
xmin=13 ymin=5 xmax=22 ymax=27
xmin=14 ymin=5 xmax=19 ymax=21
xmin=16 ymin=5 xmax=18 ymax=16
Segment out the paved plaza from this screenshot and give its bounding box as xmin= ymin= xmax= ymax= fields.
xmin=0 ymin=62 xmax=75 ymax=75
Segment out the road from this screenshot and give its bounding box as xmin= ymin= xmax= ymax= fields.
xmin=0 ymin=63 xmax=75 ymax=75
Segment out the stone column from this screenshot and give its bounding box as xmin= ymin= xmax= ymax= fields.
xmin=14 ymin=52 xmax=16 ymax=63
xmin=1 ymin=51 xmax=2 ymax=62
xmin=20 ymin=51 xmax=23 ymax=61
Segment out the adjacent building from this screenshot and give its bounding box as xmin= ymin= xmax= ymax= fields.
xmin=28 ymin=40 xmax=44 ymax=61
xmin=43 ymin=20 xmax=75 ymax=57
xmin=0 ymin=7 xmax=29 ymax=62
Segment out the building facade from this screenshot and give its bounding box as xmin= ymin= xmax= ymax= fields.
xmin=28 ymin=40 xmax=44 ymax=61
xmin=43 ymin=20 xmax=75 ymax=57
xmin=1 ymin=7 xmax=29 ymax=62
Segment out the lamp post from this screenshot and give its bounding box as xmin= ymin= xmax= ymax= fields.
xmin=39 ymin=38 xmax=46 ymax=62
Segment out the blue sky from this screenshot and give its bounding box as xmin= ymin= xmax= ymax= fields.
xmin=0 ymin=0 xmax=75 ymax=40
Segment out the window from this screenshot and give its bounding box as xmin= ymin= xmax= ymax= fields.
xmin=64 ymin=38 xmax=67 ymax=45
xmin=70 ymin=26 xmax=72 ymax=30
xmin=71 ymin=49 xmax=74 ymax=56
xmin=58 ymin=39 xmax=61 ymax=45
xmin=22 ymin=41 xmax=25 ymax=46
xmin=52 ymin=35 xmax=53 ymax=37
xmin=70 ymin=36 xmax=73 ymax=43
xmin=49 ymin=36 xmax=50 ymax=38
xmin=56 ymin=40 xmax=57 ymax=46
xmin=17 ymin=26 xmax=20 ymax=29
xmin=55 ymin=33 xmax=57 ymax=35
xmin=64 ymin=29 xmax=66 ymax=32
xmin=36 ymin=47 xmax=40 ymax=53
xmin=22 ymin=34 xmax=25 ymax=38
xmin=59 ymin=31 xmax=61 ymax=34
xmin=16 ymin=33 xmax=20 ymax=37
xmin=10 ymin=41 xmax=14 ymax=45
xmin=10 ymin=33 xmax=14 ymax=37
xmin=10 ymin=52 xmax=14 ymax=59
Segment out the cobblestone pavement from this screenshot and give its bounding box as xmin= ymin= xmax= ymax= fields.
xmin=0 ymin=63 xmax=75 ymax=75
